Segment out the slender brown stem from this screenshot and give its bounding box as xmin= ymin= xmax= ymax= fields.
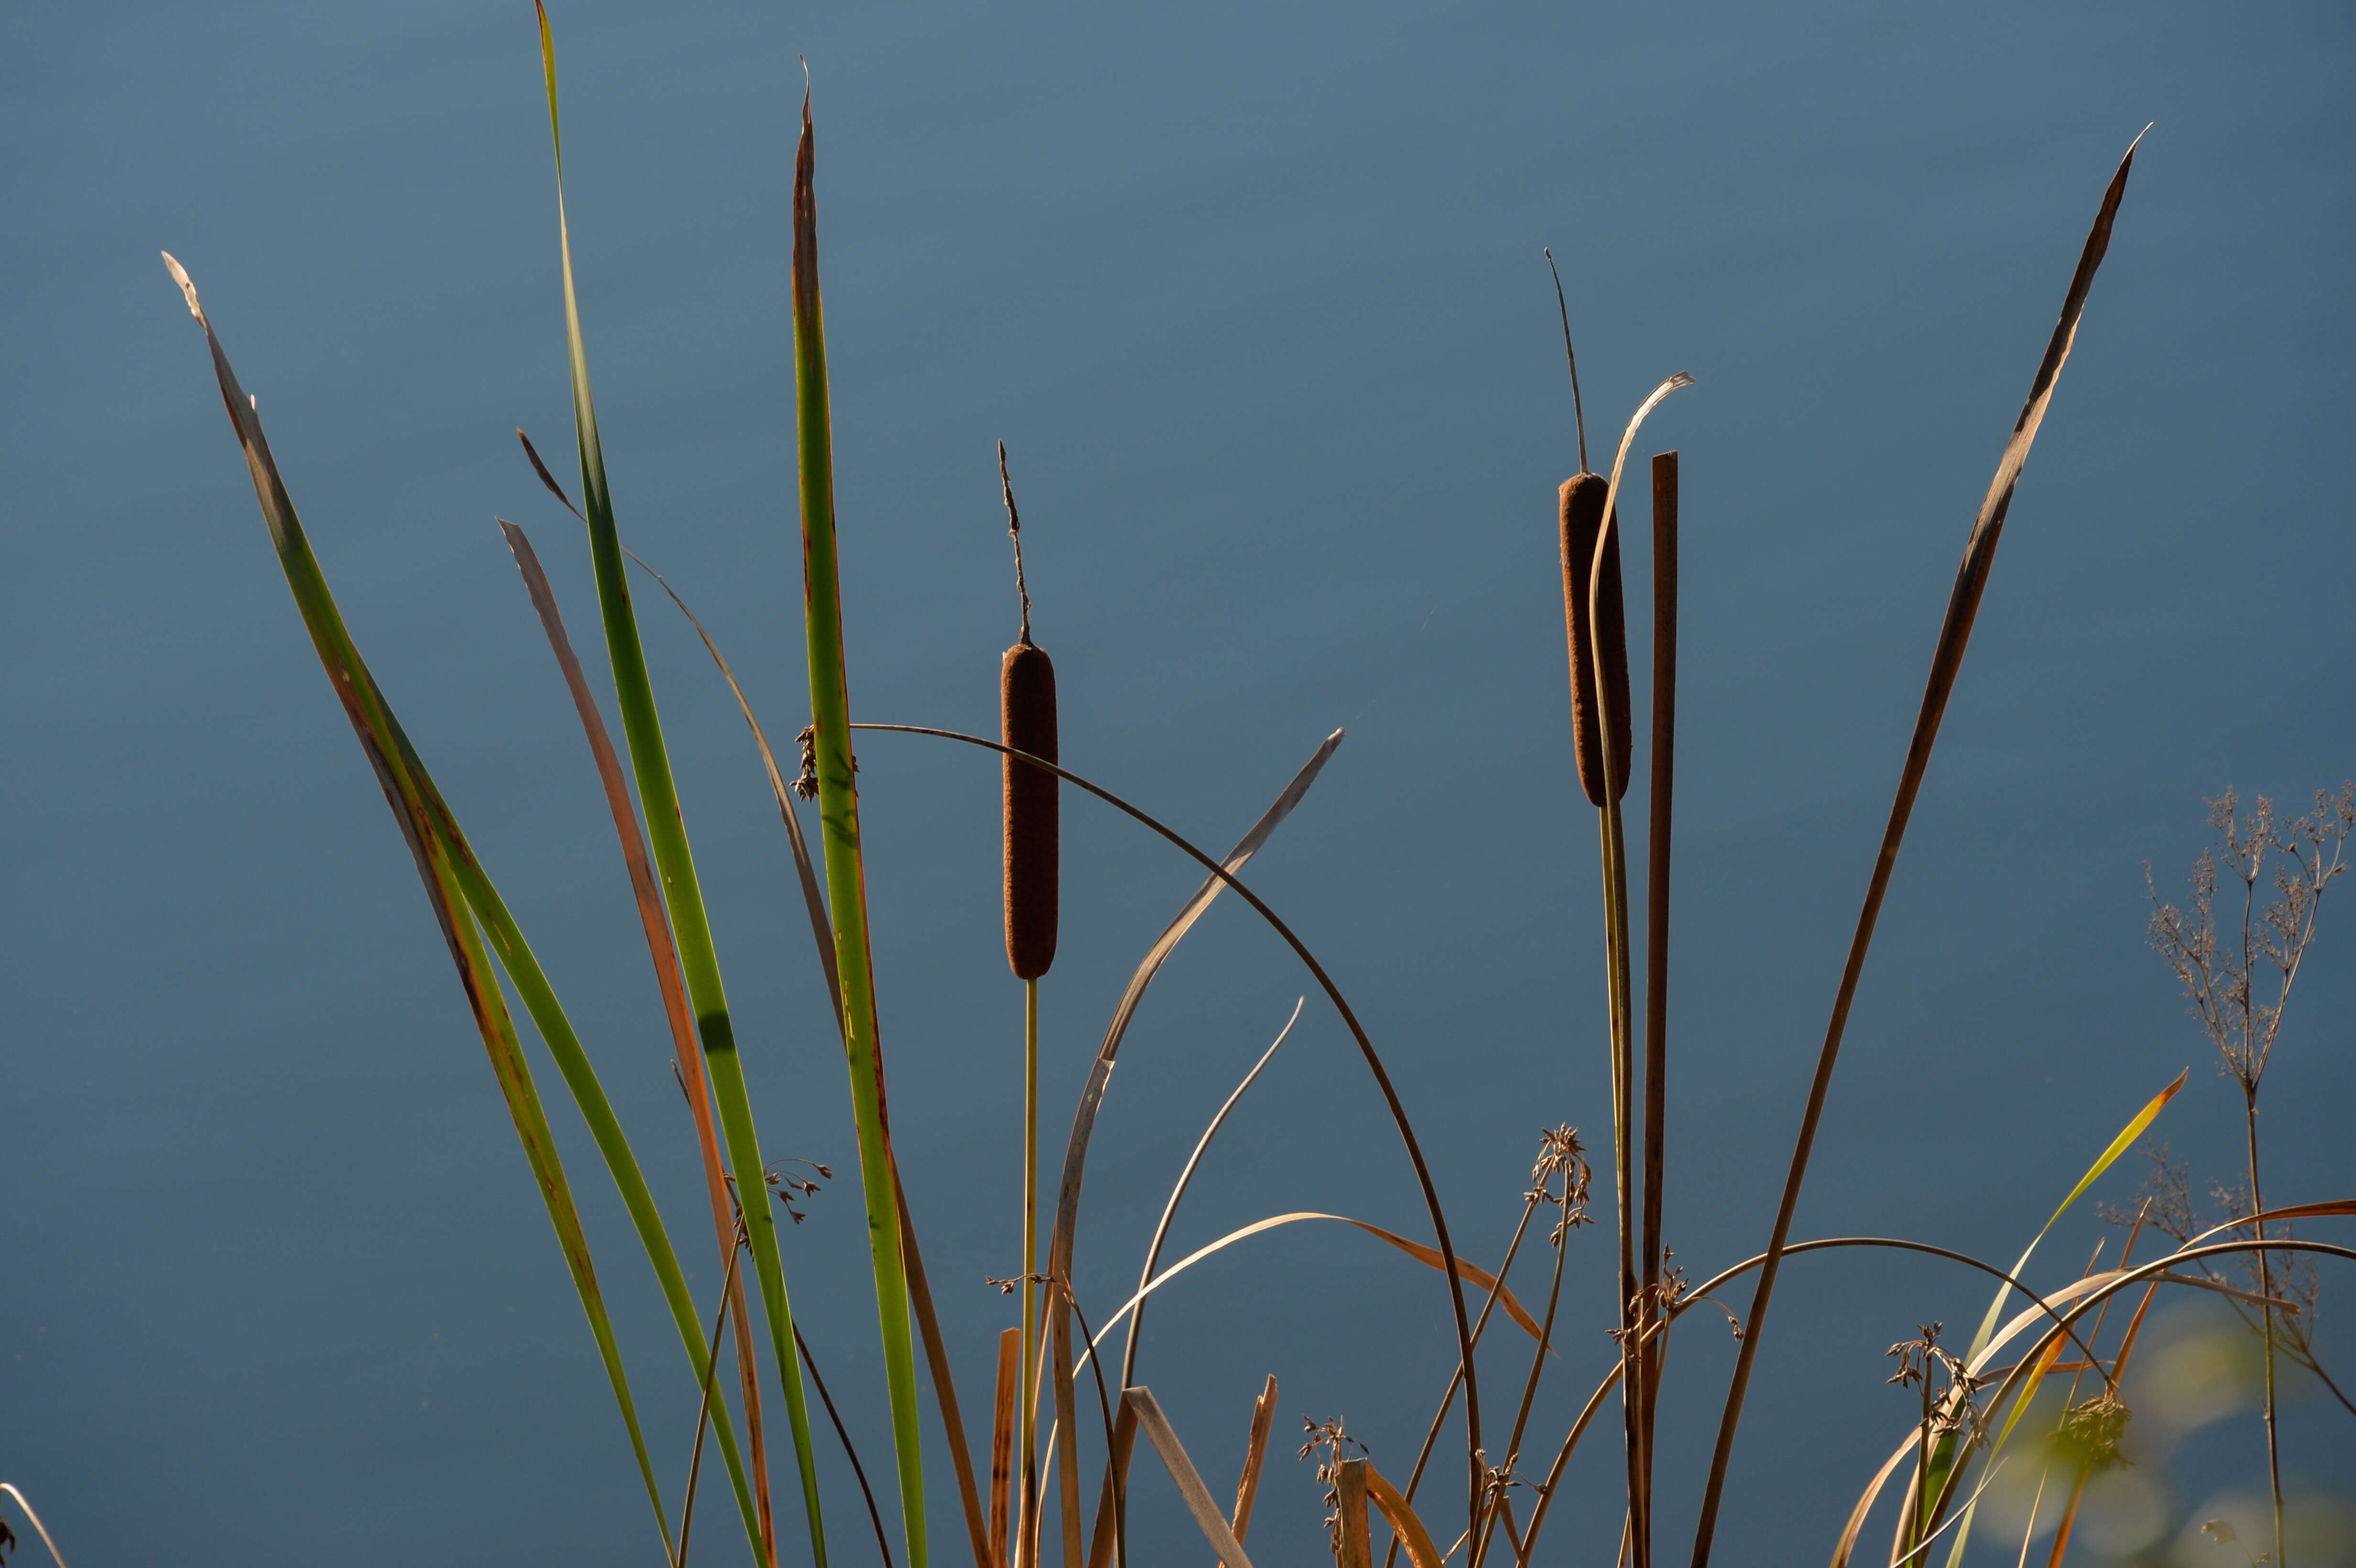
xmin=1473 ymin=1178 xmax=1572 ymax=1568
xmin=796 ymin=1324 xmax=898 ymax=1568
xmin=1637 ymin=448 xmax=1677 ymax=1568
xmin=1688 ymin=134 xmax=2144 ymax=1567
xmin=1019 ymin=976 xmax=1040 ymax=1568
xmin=1600 ymin=801 xmax=1642 ymax=1566
xmin=678 ymin=1232 xmax=746 ymax=1568
xmin=2245 ymin=1089 xmax=2285 ymax=1566
xmin=1384 ymin=1197 xmax=1540 ymax=1568
xmin=1479 ymin=1172 xmax=1573 ymax=1563
xmin=892 ymin=1157 xmax=995 ymax=1568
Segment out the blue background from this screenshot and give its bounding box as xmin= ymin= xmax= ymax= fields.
xmin=4 ymin=2 xmax=2351 ymax=1563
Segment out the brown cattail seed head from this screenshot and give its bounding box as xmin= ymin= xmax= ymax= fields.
xmin=1001 ymin=641 xmax=1059 ymax=980
xmin=1560 ymin=472 xmax=1632 ymax=805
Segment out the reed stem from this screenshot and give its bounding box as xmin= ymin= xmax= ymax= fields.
xmin=1021 ymin=975 xmax=1041 ymax=1568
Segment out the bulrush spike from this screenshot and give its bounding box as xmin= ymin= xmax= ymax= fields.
xmin=999 ymin=445 xmax=1058 ymax=980
xmin=1559 ymin=473 xmax=1633 ymax=805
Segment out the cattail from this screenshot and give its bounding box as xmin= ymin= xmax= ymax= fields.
xmin=1560 ymin=471 xmax=1632 ymax=806
xmin=1002 ymin=642 xmax=1058 ymax=978
xmin=999 ymin=444 xmax=1058 ymax=980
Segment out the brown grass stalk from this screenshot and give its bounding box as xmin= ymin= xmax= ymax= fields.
xmin=1686 ymin=129 xmax=2147 ymax=1567
xmin=1636 ymin=448 xmax=1678 ymax=1567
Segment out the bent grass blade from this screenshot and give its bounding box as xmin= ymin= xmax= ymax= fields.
xmin=162 ymin=253 xmax=674 ymax=1563
xmin=1365 ymin=1465 xmax=1445 ymax=1568
xmin=1122 ymin=1000 xmax=1304 ymax=1389
xmin=1076 ymin=1212 xmax=1548 ymax=1359
xmin=0 ymin=1483 xmax=70 ymax=1568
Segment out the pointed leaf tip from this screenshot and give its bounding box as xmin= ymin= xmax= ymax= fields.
xmin=161 ymin=251 xmax=204 ymax=322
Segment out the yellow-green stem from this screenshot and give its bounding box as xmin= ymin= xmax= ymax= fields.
xmin=1021 ymin=975 xmax=1041 ymax=1568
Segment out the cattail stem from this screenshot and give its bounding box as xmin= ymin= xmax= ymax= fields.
xmin=1018 ymin=975 xmax=1041 ymax=1568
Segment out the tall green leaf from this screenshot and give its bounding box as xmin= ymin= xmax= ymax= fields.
xmin=789 ymin=85 xmax=929 ymax=1568
xmin=534 ymin=6 xmax=826 ymax=1559
xmin=163 ymin=253 xmax=674 ymax=1562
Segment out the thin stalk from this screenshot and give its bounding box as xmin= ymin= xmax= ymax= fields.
xmin=798 ymin=1325 xmax=899 ymax=1568
xmin=1511 ymin=1187 xmax=1577 ymax=1485
xmin=2244 ymin=1090 xmax=2285 ymax=1565
xmin=1638 ymin=450 xmax=1678 ymax=1563
xmin=1021 ymin=976 xmax=1041 ymax=1568
xmin=1915 ymin=1359 xmax=1936 ymax=1549
xmin=678 ymin=1230 xmax=746 ymax=1568
xmin=1473 ymin=1180 xmax=1573 ymax=1568
xmin=889 ymin=1165 xmax=995 ymax=1568
xmin=2232 ymin=847 xmax=2287 ymax=1567
xmin=1060 ymin=1283 xmax=1128 ymax=1568
xmin=791 ymin=87 xmax=928 ymax=1568
xmin=1121 ymin=1001 xmax=1300 ymax=1392
xmin=533 ymin=11 xmax=823 ymax=1558
xmin=1599 ymin=799 xmax=1644 ymax=1564
xmin=1384 ymin=1196 xmax=1540 ymax=1568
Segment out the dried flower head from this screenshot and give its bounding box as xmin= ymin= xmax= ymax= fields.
xmin=764 ymin=1157 xmax=829 ymax=1225
xmin=1298 ymin=1414 xmax=1369 ymax=1552
xmin=2056 ymin=1390 xmax=2132 ymax=1474
xmin=1528 ymin=1124 xmax=1595 ymax=1242
xmin=2147 ymin=783 xmax=2352 ymax=1095
xmin=791 ymin=725 xmax=820 ymax=801
xmin=1885 ymin=1323 xmax=1945 ymax=1390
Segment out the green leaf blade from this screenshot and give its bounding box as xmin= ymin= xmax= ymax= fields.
xmin=164 ymin=253 xmax=676 ymax=1564
xmin=532 ymin=13 xmax=829 ymax=1562
xmin=791 ymin=87 xmax=929 ymax=1568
